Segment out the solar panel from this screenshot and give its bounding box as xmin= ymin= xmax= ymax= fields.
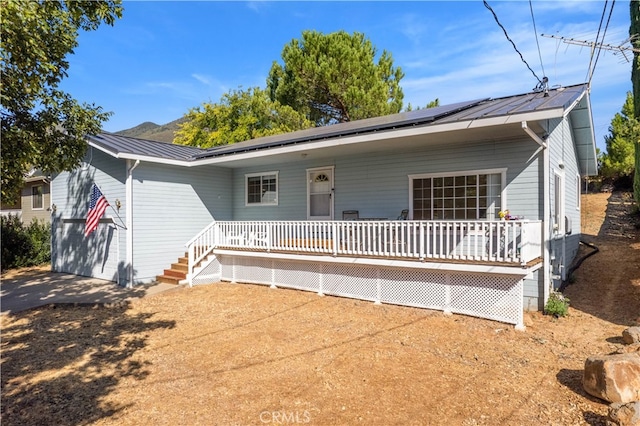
xmin=192 ymin=98 xmax=488 ymax=160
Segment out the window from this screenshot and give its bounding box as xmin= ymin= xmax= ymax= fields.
xmin=410 ymin=170 xmax=504 ymax=220
xmin=246 ymin=172 xmax=278 ymax=206
xmin=32 ymin=185 xmax=43 ymax=210
xmin=576 ymin=173 xmax=581 ymax=210
xmin=553 ymin=171 xmax=564 ymax=233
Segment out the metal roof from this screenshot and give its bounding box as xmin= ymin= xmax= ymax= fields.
xmin=191 ymin=98 xmax=488 ymax=159
xmin=88 ymin=133 xmax=206 ymax=161
xmin=89 ymin=83 xmax=592 ymax=166
xmin=435 ymin=84 xmax=588 ymax=123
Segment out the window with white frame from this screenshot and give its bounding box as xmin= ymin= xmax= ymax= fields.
xmin=246 ymin=172 xmax=278 ymax=206
xmin=32 ymin=185 xmax=43 ymax=210
xmin=411 ymin=170 xmax=504 ymax=220
xmin=576 ymin=173 xmax=581 ymax=210
xmin=553 ymin=171 xmax=564 ymax=233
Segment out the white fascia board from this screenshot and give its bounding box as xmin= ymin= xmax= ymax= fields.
xmin=213 ymin=249 xmax=540 ymax=277
xmin=87 ymin=141 xmax=193 ymax=167
xmin=193 ymin=110 xmax=567 ymax=167
xmin=88 ymin=107 xmax=567 ymax=168
xmin=562 ymin=89 xmax=587 ymax=119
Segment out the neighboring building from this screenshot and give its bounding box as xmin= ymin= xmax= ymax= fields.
xmin=51 ymin=84 xmax=597 ymax=329
xmin=1 ymin=171 xmax=51 ymax=224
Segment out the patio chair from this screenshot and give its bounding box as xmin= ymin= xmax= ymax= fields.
xmin=342 ymin=210 xmax=360 ymax=220
xmin=248 ymin=231 xmax=269 ymax=247
xmin=225 ymin=231 xmax=245 ymax=246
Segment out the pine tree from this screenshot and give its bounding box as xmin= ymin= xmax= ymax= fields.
xmin=631 ymin=0 xmax=640 ymax=203
xmin=267 ymin=30 xmax=404 ymax=126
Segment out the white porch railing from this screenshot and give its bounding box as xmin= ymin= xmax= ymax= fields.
xmin=212 ymin=220 xmax=542 ymax=265
xmin=185 ymin=219 xmax=217 ymax=282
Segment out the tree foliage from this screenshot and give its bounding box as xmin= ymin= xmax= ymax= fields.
xmin=631 ymin=0 xmax=640 ymax=203
xmin=1 ymin=0 xmax=122 ymax=204
xmin=405 ymin=98 xmax=440 ymax=111
xmin=600 ymin=92 xmax=640 ymax=179
xmin=174 ymin=87 xmax=313 ymax=148
xmin=267 ymin=30 xmax=404 ymax=126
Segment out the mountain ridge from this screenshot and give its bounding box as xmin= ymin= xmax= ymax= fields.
xmin=113 ymin=117 xmax=185 ymax=143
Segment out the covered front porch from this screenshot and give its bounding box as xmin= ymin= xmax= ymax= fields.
xmin=189 ymin=219 xmax=543 ymax=267
xmin=185 ymin=219 xmax=543 ymax=329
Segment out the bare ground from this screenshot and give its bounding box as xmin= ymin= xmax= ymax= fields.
xmin=1 ymin=192 xmax=639 ymax=426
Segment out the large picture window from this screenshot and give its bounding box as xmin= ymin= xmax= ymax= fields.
xmin=246 ymin=172 xmax=278 ymax=206
xmin=410 ymin=170 xmax=504 ymax=220
xmin=31 ymin=185 xmax=43 ymax=210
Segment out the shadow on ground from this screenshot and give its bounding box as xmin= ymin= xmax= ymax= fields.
xmin=1 ymin=303 xmax=175 ymax=425
xmin=0 ymin=266 xmax=175 ymax=314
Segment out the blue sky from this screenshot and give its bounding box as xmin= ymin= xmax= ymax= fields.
xmin=61 ymin=1 xmax=633 ymax=153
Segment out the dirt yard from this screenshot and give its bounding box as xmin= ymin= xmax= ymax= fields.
xmin=2 ymin=192 xmax=639 ymax=426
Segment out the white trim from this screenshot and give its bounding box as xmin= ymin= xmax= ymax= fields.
xmin=88 ymin=108 xmax=569 ymax=168
xmin=306 ymin=166 xmax=335 ymax=220
xmin=576 ymin=173 xmax=581 ymax=211
xmin=126 ymin=159 xmax=140 ymax=288
xmin=408 ymin=168 xmax=507 ymax=220
xmin=245 ymin=171 xmax=279 ymax=206
xmin=213 ymin=248 xmax=541 ymax=277
xmin=31 ymin=184 xmax=44 ymax=210
xmin=553 ymin=169 xmax=565 ymax=235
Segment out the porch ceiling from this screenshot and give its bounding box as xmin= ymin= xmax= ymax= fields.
xmin=203 ymin=120 xmax=547 ymax=169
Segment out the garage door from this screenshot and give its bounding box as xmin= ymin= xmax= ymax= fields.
xmin=53 ymin=218 xmax=120 ymax=282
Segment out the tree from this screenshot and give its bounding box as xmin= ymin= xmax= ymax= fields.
xmin=405 ymin=98 xmax=440 ymax=111
xmin=600 ymin=92 xmax=640 ymax=179
xmin=631 ymin=0 xmax=640 ymax=203
xmin=174 ymin=87 xmax=313 ymax=148
xmin=267 ymin=30 xmax=404 ymax=126
xmin=1 ymin=0 xmax=122 ymax=204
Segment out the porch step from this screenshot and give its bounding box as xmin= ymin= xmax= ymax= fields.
xmin=156 ymin=251 xmax=214 ymax=285
xmin=171 ymin=262 xmax=189 ymax=272
xmin=156 ymin=255 xmax=189 ymax=285
xmin=155 ymin=274 xmax=184 ymax=285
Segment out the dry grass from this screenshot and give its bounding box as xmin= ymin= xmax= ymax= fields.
xmin=2 ymin=192 xmax=639 ymax=426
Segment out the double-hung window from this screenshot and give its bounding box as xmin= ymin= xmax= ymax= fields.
xmin=410 ymin=170 xmax=505 ymax=220
xmin=32 ymin=185 xmax=43 ymax=210
xmin=246 ymin=172 xmax=278 ymax=206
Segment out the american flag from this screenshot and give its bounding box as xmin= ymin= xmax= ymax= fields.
xmin=85 ymin=184 xmax=109 ymax=237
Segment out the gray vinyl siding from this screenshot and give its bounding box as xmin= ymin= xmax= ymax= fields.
xmin=51 ymin=148 xmax=126 ymax=282
xmin=232 ymin=136 xmax=544 ymax=222
xmin=130 ymin=163 xmax=232 ymax=283
xmin=547 ymin=117 xmax=582 ymax=287
xmin=231 ymin=135 xmax=548 ymax=309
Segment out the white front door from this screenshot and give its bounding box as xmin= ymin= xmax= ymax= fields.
xmin=307 ymin=167 xmax=334 ymax=220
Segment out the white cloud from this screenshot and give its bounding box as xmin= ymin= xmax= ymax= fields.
xmin=192 ymin=73 xmax=212 ymax=86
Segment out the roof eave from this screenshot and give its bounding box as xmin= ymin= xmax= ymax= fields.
xmin=87 ymin=140 xmax=193 ymax=167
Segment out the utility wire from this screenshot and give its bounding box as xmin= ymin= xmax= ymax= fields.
xmin=529 ymin=0 xmax=546 ymax=78
xmin=589 ymin=0 xmax=616 ymax=84
xmin=585 ymin=0 xmax=608 ymax=82
xmin=483 ymin=0 xmax=542 ymax=85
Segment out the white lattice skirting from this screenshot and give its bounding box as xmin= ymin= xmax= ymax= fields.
xmin=200 ymin=254 xmax=525 ymax=328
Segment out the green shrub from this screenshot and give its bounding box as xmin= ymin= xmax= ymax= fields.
xmin=544 ymin=291 xmax=570 ymax=318
xmin=1 ymin=215 xmax=50 ymax=271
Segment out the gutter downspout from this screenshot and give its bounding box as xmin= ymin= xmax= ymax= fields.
xmin=522 ymin=121 xmax=551 ymax=308
xmin=126 ymin=159 xmax=140 ymax=288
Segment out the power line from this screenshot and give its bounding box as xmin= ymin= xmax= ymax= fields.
xmin=483 ymin=0 xmax=542 ymax=86
xmin=529 ymin=0 xmax=546 ymax=78
xmin=589 ymin=0 xmax=616 ymax=84
xmin=585 ymin=0 xmax=609 ymax=83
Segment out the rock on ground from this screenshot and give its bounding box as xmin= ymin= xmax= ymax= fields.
xmin=607 ymin=401 xmax=640 ymax=426
xmin=623 ymin=327 xmax=640 ymax=345
xmin=584 ymin=353 xmax=640 ymax=403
